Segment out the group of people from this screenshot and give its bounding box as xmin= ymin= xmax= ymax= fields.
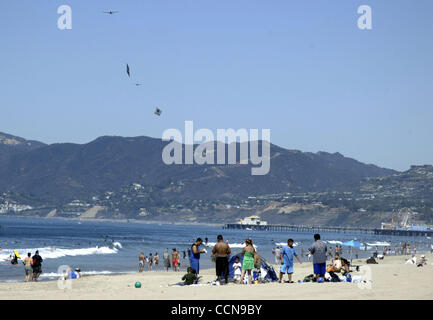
xmin=405 ymin=254 xmax=428 ymax=267
xmin=173 ymin=233 xmax=336 ymax=285
xmin=138 ymin=252 xmax=160 ymax=272
xmin=180 ymin=235 xmax=260 ymax=285
xmin=15 ymin=250 xmax=44 ymax=282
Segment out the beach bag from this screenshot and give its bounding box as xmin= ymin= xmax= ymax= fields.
xmin=329 ymin=271 xmax=340 ymax=282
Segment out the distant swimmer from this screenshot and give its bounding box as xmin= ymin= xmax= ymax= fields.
xmin=103 ymin=10 xmax=119 ymax=15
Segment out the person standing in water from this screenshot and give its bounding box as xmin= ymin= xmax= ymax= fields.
xmin=172 ymin=249 xmax=180 ymax=272
xmin=163 ymin=248 xmax=171 ymax=272
xmin=189 ymin=238 xmax=206 ymax=274
xmin=154 ymin=252 xmax=159 ymax=266
xmin=31 ymin=250 xmax=43 ymax=281
xmin=23 ymin=252 xmax=33 ymax=282
xmin=211 ymin=235 xmax=231 ymax=284
xmin=139 ymin=252 xmax=145 ymax=272
xmin=148 ymin=253 xmax=153 ymax=271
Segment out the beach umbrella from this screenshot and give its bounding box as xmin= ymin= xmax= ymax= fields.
xmin=342 ymin=240 xmax=361 ymax=264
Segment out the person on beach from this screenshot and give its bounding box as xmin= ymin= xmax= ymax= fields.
xmin=233 ymin=257 xmax=242 ymax=282
xmin=182 ymin=250 xmax=186 ymax=259
xmin=139 ymin=252 xmax=145 ymax=272
xmin=75 ymin=268 xmax=82 ymax=278
xmin=327 ymin=255 xmax=349 ymax=274
xmin=154 ymin=252 xmax=159 ymax=266
xmin=172 ymin=249 xmax=180 ymax=272
xmin=328 ymin=247 xmax=333 ymax=261
xmin=163 ymin=248 xmax=171 ymax=271
xmin=189 ymin=238 xmax=206 ymax=274
xmin=239 ymin=238 xmax=256 ymax=284
xmin=31 ymin=250 xmax=43 ymax=281
xmin=417 ymin=255 xmax=427 ymax=267
xmin=169 ymin=267 xmax=201 ymax=286
xmin=211 ymin=235 xmax=231 ymax=284
xmin=273 ymin=247 xmax=281 ymax=264
xmin=308 ymin=234 xmax=327 ymax=281
xmin=279 ymin=239 xmax=302 ymax=283
xmin=23 ymin=252 xmax=33 ymax=282
xmin=148 ymin=253 xmax=153 ymax=270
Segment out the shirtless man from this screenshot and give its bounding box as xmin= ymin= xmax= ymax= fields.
xmin=23 ymin=252 xmax=33 ymax=282
xmin=139 ymin=252 xmax=145 ymax=272
xmin=172 ymin=249 xmax=180 ymax=272
xmin=211 ymin=235 xmax=232 ymax=284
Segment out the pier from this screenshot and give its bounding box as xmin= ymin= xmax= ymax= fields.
xmin=223 ymin=223 xmax=433 ymax=237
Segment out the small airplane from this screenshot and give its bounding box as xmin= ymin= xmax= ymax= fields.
xmin=154 ymin=107 xmax=162 ymax=116
xmin=103 ymin=10 xmax=119 ymax=15
xmin=135 ymin=83 xmax=142 ymax=86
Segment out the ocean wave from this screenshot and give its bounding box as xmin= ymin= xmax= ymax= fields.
xmin=274 ymin=242 xmax=300 ymax=247
xmin=112 ymin=242 xmax=122 ymax=249
xmin=39 ymin=270 xmax=117 ymax=278
xmin=0 ymin=246 xmax=118 ymax=262
xmin=365 ymin=242 xmax=391 ymax=247
xmin=204 ymin=242 xmax=258 ymax=249
xmin=325 ymin=240 xmax=343 ymax=245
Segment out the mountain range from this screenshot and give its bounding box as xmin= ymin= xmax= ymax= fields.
xmin=0 ymin=132 xmax=397 ymax=206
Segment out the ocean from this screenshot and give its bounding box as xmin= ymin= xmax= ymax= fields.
xmin=0 ymin=217 xmax=431 ymax=282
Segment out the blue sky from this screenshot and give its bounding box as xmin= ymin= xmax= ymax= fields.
xmin=0 ymin=0 xmax=432 ymax=171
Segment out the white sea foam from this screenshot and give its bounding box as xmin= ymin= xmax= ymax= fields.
xmin=39 ymin=270 xmax=119 ymax=278
xmin=366 ymin=241 xmax=391 ymax=247
xmin=274 ymin=242 xmax=300 ymax=247
xmin=205 ymin=242 xmax=258 ymax=249
xmin=0 ymin=246 xmax=118 ymax=262
xmin=326 ymin=240 xmax=343 ymax=245
xmin=112 ymin=242 xmax=122 ymax=249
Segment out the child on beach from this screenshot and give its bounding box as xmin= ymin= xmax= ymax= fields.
xmin=279 ymin=239 xmax=302 ymax=283
xmin=233 ymin=257 xmax=242 ymax=281
xmin=169 ymin=267 xmax=201 ymax=286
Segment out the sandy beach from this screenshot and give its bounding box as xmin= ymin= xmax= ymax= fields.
xmin=1 ymin=254 xmax=432 ymax=300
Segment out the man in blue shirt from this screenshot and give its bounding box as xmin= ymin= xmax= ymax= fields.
xmin=279 ymin=238 xmax=302 ymax=283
